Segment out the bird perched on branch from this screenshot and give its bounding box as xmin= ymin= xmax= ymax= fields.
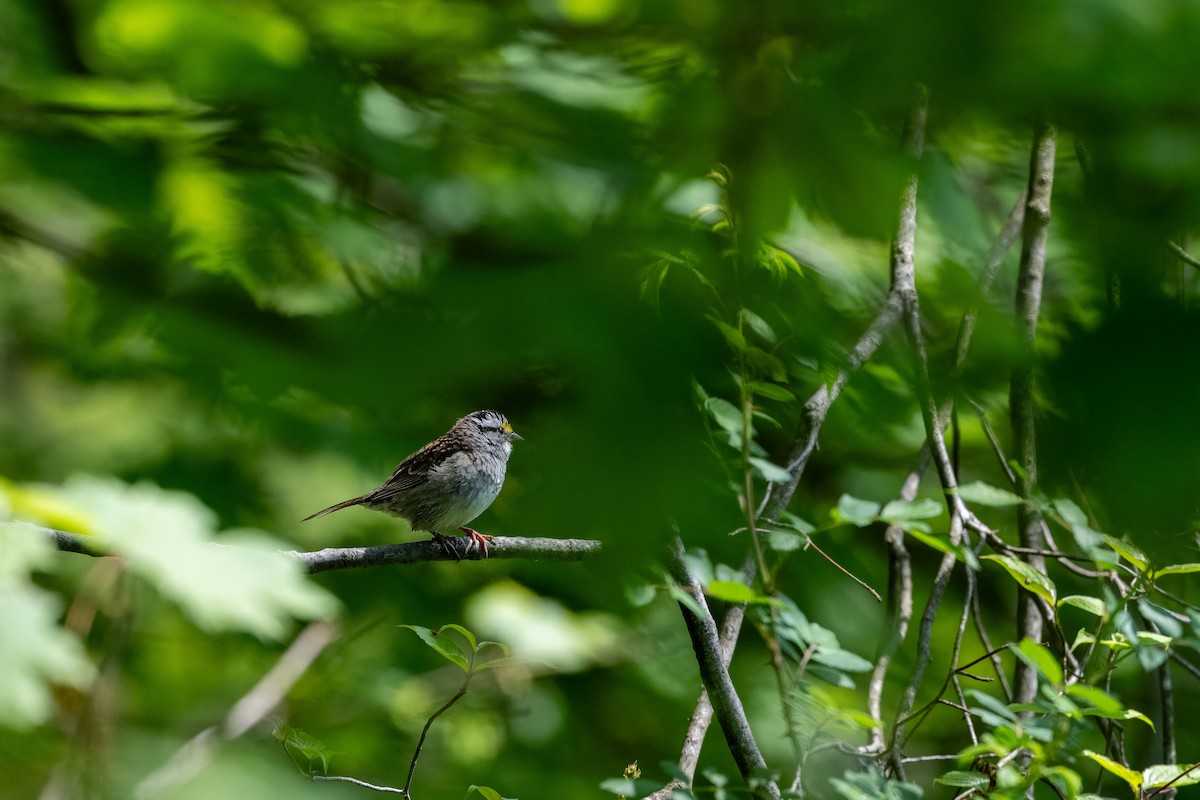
xmin=303 ymin=410 xmax=521 ymax=558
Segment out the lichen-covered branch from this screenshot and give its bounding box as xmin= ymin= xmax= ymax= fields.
xmin=32 ymin=523 xmax=601 ymax=571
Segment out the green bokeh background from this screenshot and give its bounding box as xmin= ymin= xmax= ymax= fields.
xmin=2 ymin=0 xmax=1199 ymax=798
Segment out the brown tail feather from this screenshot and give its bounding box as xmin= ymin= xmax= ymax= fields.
xmin=301 ymin=495 xmax=366 ymax=522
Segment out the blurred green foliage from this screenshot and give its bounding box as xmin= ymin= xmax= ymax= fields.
xmin=2 ymin=0 xmax=1200 ymax=798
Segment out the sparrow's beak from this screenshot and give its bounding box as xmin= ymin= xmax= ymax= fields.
xmin=510 ymin=431 xmax=524 ymax=441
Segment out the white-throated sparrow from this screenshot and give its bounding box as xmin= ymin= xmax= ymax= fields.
xmin=303 ymin=410 xmax=521 ymax=557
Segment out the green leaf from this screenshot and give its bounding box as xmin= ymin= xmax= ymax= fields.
xmin=0 ymin=520 xmax=59 ymax=581
xmin=810 ymin=646 xmax=873 ymax=673
xmin=1012 ymin=638 xmax=1063 ymax=685
xmin=1083 ymin=750 xmax=1142 ymax=793
xmin=776 ymin=512 xmax=816 ymax=534
xmin=743 ymin=346 xmax=788 ymax=382
xmin=708 ymin=317 xmax=746 ymax=352
xmin=639 ymin=260 xmax=670 ymax=310
xmin=1057 ymin=595 xmax=1107 ymax=618
xmin=705 ymin=397 xmax=743 ymax=436
xmin=1065 ymin=684 xmax=1123 ymax=716
xmin=954 ymin=481 xmax=1023 ymax=507
xmin=274 ymin=724 xmax=338 ymax=772
xmin=1052 ymin=499 xmax=1104 ymax=549
xmin=625 ymin=582 xmax=657 ymax=607
xmin=61 ymin=476 xmax=337 ymax=640
xmin=439 ymin=623 xmax=478 ymax=651
xmin=466 ymin=785 xmax=518 ymax=800
xmin=764 ymin=527 xmax=806 ymax=552
xmin=750 ymin=457 xmax=792 ymax=483
xmin=831 ymin=768 xmax=923 ymax=800
xmin=934 ymin=772 xmax=991 ymax=790
xmin=966 ymin=689 xmax=1018 ymax=726
xmin=472 ymin=656 xmax=520 ymax=672
xmin=745 ymin=380 xmax=795 ymax=402
xmin=901 ymin=529 xmax=979 ymax=570
xmin=1122 ymin=709 xmax=1156 ymax=728
xmin=0 ymin=585 xmax=95 ymax=729
xmin=1154 ymin=562 xmax=1200 ymax=577
xmin=1137 ymin=631 xmax=1172 ymax=647
xmin=705 ymin=580 xmax=765 ymax=604
xmin=982 ymin=554 xmax=1057 ymax=604
xmin=879 ymin=498 xmax=943 ymax=522
xmin=667 ymin=585 xmax=705 ymax=619
xmin=1102 ymin=535 xmax=1149 ymax=572
xmin=1142 ymin=764 xmax=1200 ymax=790
xmin=600 ymin=778 xmax=664 ymax=796
xmin=660 ymin=761 xmax=692 ymax=784
xmin=1138 ymin=599 xmax=1183 ymax=637
xmin=835 ymin=495 xmax=881 ymax=527
xmin=739 ymin=308 xmax=776 ymax=343
xmin=400 ymin=625 xmax=469 ymax=671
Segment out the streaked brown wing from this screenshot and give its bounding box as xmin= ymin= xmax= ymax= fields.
xmin=367 ymin=437 xmax=463 ymax=503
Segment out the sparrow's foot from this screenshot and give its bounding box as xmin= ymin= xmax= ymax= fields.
xmin=458 ymin=527 xmax=495 ymax=559
xmin=430 ymin=531 xmax=462 ymax=561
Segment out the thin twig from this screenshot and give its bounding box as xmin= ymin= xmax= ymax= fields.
xmin=311 ymin=775 xmax=406 ymax=794
xmin=1168 ymin=241 xmax=1200 ymax=270
xmin=135 ymin=621 xmax=339 ymax=798
xmin=403 ymin=677 xmax=472 ymax=798
xmin=867 ymin=462 xmax=923 ymax=751
xmin=890 ymin=511 xmax=965 ymax=760
xmin=804 ymin=536 xmax=881 ymax=602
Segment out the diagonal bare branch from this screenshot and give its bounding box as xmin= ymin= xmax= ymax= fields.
xmin=667 ymin=537 xmax=782 ymax=800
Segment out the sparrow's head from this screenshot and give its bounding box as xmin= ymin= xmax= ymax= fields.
xmin=456 ymin=409 xmax=522 ymax=445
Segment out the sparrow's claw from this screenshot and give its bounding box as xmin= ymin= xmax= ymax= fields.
xmin=458 ymin=527 xmax=495 ymax=559
xmin=430 ymin=531 xmax=463 ymax=561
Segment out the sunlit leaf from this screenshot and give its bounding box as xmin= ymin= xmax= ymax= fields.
xmin=1012 ymin=638 xmax=1063 ymax=685
xmin=1142 ymin=764 xmax=1200 ymax=790
xmin=705 ymin=580 xmax=767 ymax=604
xmin=1083 ymin=750 xmax=1142 ymax=793
xmin=1102 ymin=535 xmax=1149 ymax=572
xmin=934 ymin=772 xmax=990 ymax=790
xmin=60 ymin=476 xmax=337 ymax=640
xmin=749 ymin=457 xmax=792 ymax=483
xmin=982 ymin=554 xmax=1056 ymax=604
xmin=1057 ymin=595 xmax=1107 ymax=618
xmin=1154 ymin=562 xmax=1200 ymax=577
xmin=401 ymin=625 xmax=470 ymax=671
xmin=466 ymin=785 xmax=518 ymax=800
xmin=0 ymin=585 xmax=94 ymax=729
